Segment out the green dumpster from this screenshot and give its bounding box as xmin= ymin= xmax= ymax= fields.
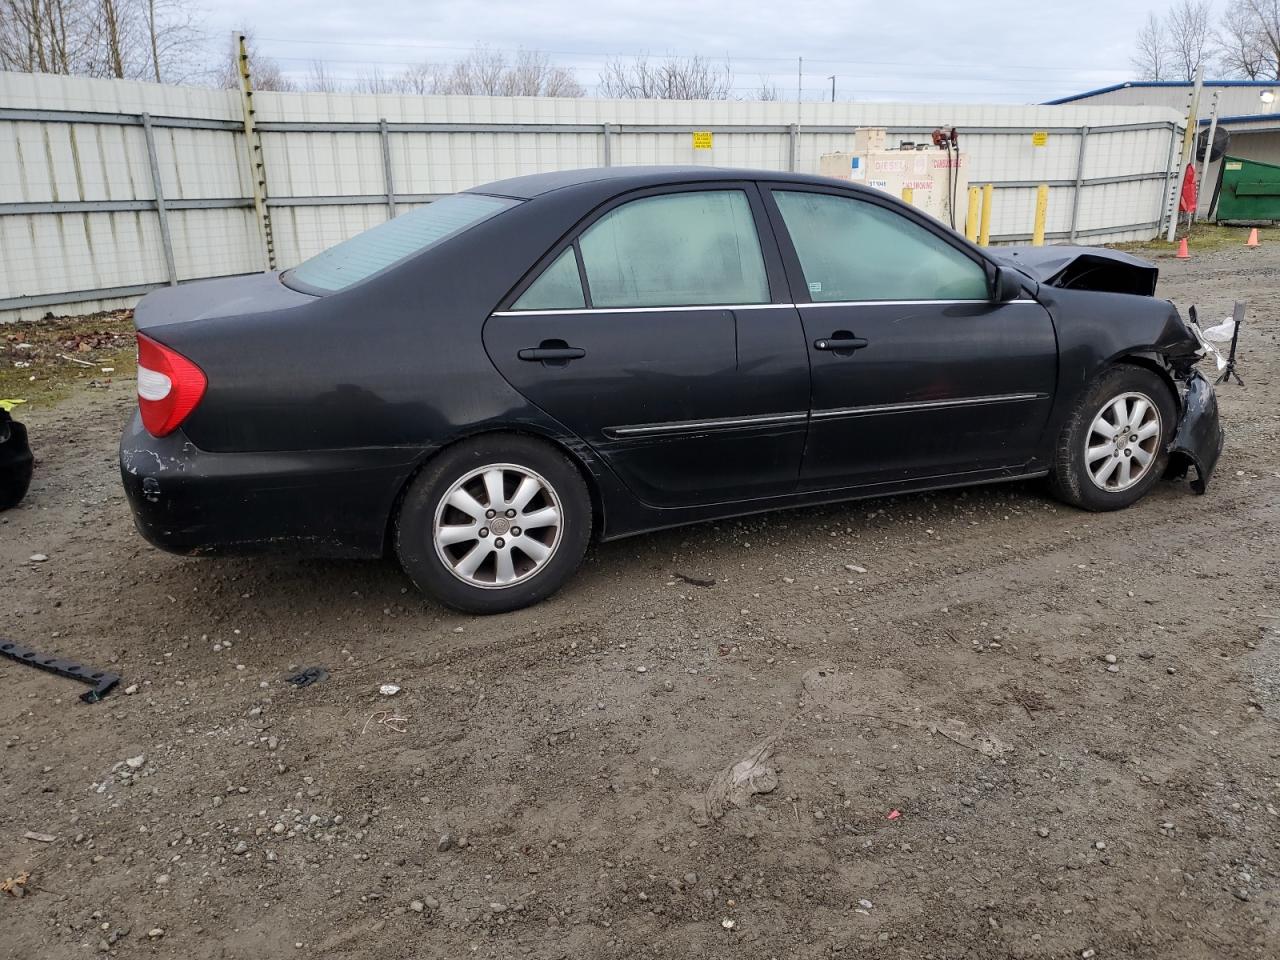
xmin=1217 ymin=155 xmax=1280 ymax=223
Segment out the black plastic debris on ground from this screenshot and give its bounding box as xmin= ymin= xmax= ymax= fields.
xmin=286 ymin=667 xmax=329 ymax=688
xmin=0 ymin=409 xmax=34 ymax=511
xmin=0 ymin=640 xmax=121 ymax=703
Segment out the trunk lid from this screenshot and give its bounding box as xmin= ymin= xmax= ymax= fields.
xmin=132 ymin=273 xmax=316 ymax=332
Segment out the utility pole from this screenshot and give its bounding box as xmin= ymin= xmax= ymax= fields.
xmin=828 ymin=74 xmax=836 ymax=102
xmin=1195 ymin=90 xmax=1220 ymax=224
xmin=1166 ymin=63 xmax=1203 ymax=243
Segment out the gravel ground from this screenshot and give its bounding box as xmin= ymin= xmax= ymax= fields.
xmin=2 ymin=244 xmax=1278 ymax=960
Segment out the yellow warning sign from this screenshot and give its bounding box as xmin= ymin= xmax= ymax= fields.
xmin=692 ymin=130 xmax=714 ymax=150
xmin=1031 ymin=130 xmax=1049 ymax=147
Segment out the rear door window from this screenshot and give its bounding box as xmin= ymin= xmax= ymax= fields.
xmin=577 ymin=190 xmax=769 ymax=308
xmin=286 ymin=193 xmax=518 ymax=293
xmin=512 ymin=248 xmax=585 ymax=311
xmin=772 ymin=190 xmax=988 ymax=302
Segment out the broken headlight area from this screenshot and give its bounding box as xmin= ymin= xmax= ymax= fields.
xmin=0 ymin=409 xmax=34 ymax=511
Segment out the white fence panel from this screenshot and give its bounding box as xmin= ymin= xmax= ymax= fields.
xmin=1 ymin=72 xmax=1184 ymax=321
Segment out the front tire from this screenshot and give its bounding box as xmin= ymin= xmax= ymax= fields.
xmin=395 ymin=435 xmax=591 ymax=614
xmin=1049 ymin=364 xmax=1176 ymax=512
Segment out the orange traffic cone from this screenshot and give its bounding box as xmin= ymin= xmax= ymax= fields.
xmin=1176 ymin=237 xmax=1190 ymax=259
xmin=1246 ymin=227 xmax=1260 ymax=247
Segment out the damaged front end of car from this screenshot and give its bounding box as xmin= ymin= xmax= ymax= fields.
xmin=1006 ymin=245 xmax=1226 ymax=496
xmin=1162 ymin=308 xmax=1229 ymax=494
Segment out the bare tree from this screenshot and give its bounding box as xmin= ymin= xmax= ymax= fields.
xmin=1 ymin=0 xmax=198 ymax=82
xmin=1166 ymin=0 xmax=1213 ymax=80
xmin=1239 ymin=0 xmax=1280 ymax=78
xmin=0 ymin=0 xmax=85 ymax=74
xmin=141 ymin=0 xmax=199 ymax=83
xmin=342 ymin=47 xmax=584 ymax=97
xmin=753 ymin=78 xmax=781 ymax=101
xmin=1132 ymin=11 xmax=1169 ymax=80
xmin=214 ymin=28 xmax=295 ymax=92
xmin=305 ymin=58 xmax=340 ymax=93
xmin=599 ymin=54 xmax=732 ymax=99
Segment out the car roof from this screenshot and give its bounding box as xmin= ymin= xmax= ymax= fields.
xmin=467 ymin=165 xmax=845 ymax=200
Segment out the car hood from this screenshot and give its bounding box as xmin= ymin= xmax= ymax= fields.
xmin=994 ymin=245 xmax=1158 ymax=297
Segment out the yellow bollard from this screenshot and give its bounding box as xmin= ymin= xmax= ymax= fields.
xmin=1032 ymin=183 xmax=1049 ymax=246
xmin=965 ymin=186 xmax=980 ymax=242
xmin=979 ymin=183 xmax=993 ymax=246
xmin=901 ymin=186 xmax=913 ymax=206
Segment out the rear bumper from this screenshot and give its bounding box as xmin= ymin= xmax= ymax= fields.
xmin=1168 ymin=370 xmax=1224 ymax=494
xmin=119 ymin=413 xmax=425 ymax=557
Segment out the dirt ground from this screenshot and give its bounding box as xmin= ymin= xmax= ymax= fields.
xmin=2 ymin=243 xmax=1278 ymax=960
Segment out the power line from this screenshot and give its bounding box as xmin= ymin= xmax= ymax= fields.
xmin=253 ymin=35 xmax=1128 ymax=76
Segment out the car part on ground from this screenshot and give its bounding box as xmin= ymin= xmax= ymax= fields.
xmin=0 ymin=639 xmax=121 ymax=703
xmin=1 ymin=408 xmax=34 ymax=511
xmin=285 ymin=667 xmax=328 ymax=688
xmin=117 ymin=166 xmax=1226 ymax=613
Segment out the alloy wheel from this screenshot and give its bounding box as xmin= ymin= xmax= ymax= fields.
xmin=432 ymin=463 xmax=564 ymax=589
xmin=1084 ymin=391 xmax=1162 ymax=492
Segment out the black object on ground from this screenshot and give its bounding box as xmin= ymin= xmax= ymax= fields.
xmin=1217 ymin=301 xmax=1246 ymax=387
xmin=673 ymin=572 xmax=716 ymax=588
xmin=0 ymin=640 xmax=121 ymax=703
xmin=0 ymin=410 xmax=34 ymax=510
xmin=286 ymin=667 xmax=329 ymax=688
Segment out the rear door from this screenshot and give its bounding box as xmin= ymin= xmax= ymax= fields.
xmin=763 ymin=185 xmax=1058 ymax=490
xmin=483 ymin=184 xmax=811 ymax=509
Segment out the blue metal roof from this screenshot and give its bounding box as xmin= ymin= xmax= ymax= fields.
xmin=1197 ymin=112 xmax=1280 ymax=126
xmin=1045 ymin=79 xmax=1280 ymax=105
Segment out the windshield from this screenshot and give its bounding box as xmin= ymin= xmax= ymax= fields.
xmin=284 ymin=193 xmax=518 ymax=294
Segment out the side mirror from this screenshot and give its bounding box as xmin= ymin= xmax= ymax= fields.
xmin=992 ymin=265 xmax=1024 ymax=303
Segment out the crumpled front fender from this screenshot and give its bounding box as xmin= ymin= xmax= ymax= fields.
xmin=1165 ymin=370 xmax=1224 ymax=494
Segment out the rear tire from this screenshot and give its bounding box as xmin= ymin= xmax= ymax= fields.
xmin=395 ymin=435 xmax=591 ymax=614
xmin=1048 ymin=364 xmax=1176 ymax=512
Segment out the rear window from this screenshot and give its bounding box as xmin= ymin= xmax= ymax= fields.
xmin=284 ymin=194 xmax=518 ymax=293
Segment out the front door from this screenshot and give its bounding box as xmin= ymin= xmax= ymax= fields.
xmin=764 ymin=186 xmax=1058 ymax=490
xmin=484 ymin=185 xmax=810 ymax=508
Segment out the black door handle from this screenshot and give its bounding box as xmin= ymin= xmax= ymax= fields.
xmin=814 ymin=332 xmax=869 ymax=353
xmin=518 ymin=347 xmax=586 ymax=361
xmin=518 ymin=339 xmax=586 ymax=365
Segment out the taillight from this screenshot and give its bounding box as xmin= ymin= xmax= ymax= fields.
xmin=136 ymin=334 xmax=206 ymax=437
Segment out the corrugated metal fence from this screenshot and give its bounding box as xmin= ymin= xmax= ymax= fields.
xmin=0 ymin=72 xmax=1186 ymax=322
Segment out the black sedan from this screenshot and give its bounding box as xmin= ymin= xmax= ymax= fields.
xmin=120 ymin=166 xmax=1224 ymax=613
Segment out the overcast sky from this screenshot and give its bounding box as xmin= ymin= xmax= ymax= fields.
xmin=204 ymin=0 xmax=1170 ymax=103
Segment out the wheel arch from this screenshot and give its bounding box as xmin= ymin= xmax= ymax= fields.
xmin=380 ymin=425 xmax=606 ymax=557
xmin=1106 ymin=351 xmax=1181 ymax=407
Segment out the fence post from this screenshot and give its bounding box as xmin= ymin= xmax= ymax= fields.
xmin=379 ymin=118 xmax=396 ymax=218
xmin=140 ymin=112 xmax=177 ymax=286
xmin=788 ymin=123 xmax=798 ymax=171
xmin=1068 ymin=126 xmax=1089 ymax=242
xmin=979 ymin=183 xmax=993 ymax=246
xmin=900 ymin=187 xmax=913 ymax=205
xmin=602 ymin=122 xmax=613 ymax=166
xmin=1158 ymin=121 xmax=1180 ymax=237
xmin=235 ymin=32 xmax=276 ymax=271
xmin=1032 ymin=183 xmax=1049 ymax=246
xmin=965 ymin=186 xmax=980 ymax=242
